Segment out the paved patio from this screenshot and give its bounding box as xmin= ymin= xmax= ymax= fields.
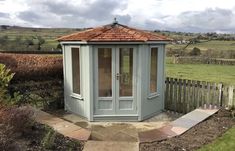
xmin=33 ymin=108 xmax=219 ymax=151
xmin=54 ymin=111 xmax=181 ymax=142
xmin=32 ymin=108 xmax=91 ymax=141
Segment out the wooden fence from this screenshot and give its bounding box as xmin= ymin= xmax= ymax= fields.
xmin=165 ymin=77 xmax=235 ymax=114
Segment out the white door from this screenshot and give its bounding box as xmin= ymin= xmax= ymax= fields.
xmin=94 ymin=46 xmax=137 ymax=115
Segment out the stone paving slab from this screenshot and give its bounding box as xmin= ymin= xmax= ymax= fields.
xmin=65 ymin=128 xmax=91 ymax=140
xmin=110 ymin=131 xmax=137 ymax=142
xmin=138 ymin=129 xmax=169 ymax=143
xmin=172 ymin=117 xmax=199 ymax=129
xmin=83 ymin=141 xmax=139 ymax=151
xmin=138 ymin=108 xmax=219 ymax=143
xmin=52 ymin=121 xmax=82 ymax=134
xmin=32 ymin=107 xmax=91 ymax=141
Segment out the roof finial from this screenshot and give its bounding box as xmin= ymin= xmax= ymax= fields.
xmin=113 ymin=17 xmax=118 ymax=25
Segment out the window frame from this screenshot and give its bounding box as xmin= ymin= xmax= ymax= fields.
xmin=70 ymin=46 xmax=83 ymax=100
xmin=148 ymin=46 xmax=159 ymax=99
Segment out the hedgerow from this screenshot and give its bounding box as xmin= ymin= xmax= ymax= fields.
xmin=0 ymin=53 xmax=63 ymax=81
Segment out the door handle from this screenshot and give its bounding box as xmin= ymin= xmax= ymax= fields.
xmin=116 ymin=73 xmax=121 ymax=80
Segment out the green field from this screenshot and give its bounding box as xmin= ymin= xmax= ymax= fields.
xmin=198 ymin=126 xmax=235 ymax=151
xmin=167 ymin=40 xmax=235 ymax=52
xmin=0 ymin=27 xmax=80 ymax=40
xmin=0 ymin=27 xmax=82 ymax=51
xmin=166 ymin=62 xmax=235 ymax=85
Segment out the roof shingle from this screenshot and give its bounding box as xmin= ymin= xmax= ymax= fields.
xmin=57 ymin=23 xmax=171 ymax=42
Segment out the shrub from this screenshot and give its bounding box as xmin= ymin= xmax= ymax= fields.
xmin=0 ymin=105 xmax=33 ymax=135
xmin=0 ymin=63 xmax=25 ymax=106
xmin=166 ymin=48 xmax=187 ymax=57
xmin=0 ymin=64 xmax=14 ymax=100
xmin=0 ymin=53 xmax=63 ymax=81
xmin=0 ymin=64 xmax=14 ymax=88
xmin=0 ymin=105 xmax=34 ymax=150
xmin=41 ymin=128 xmax=56 ymax=149
xmin=189 ymin=47 xmax=201 ymax=56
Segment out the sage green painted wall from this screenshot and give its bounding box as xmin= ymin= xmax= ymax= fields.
xmin=62 ymin=43 xmax=166 ymax=121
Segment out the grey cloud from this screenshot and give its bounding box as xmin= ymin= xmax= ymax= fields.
xmin=4 ymin=0 xmax=235 ymax=33
xmin=0 ymin=12 xmax=9 ymax=18
xmin=44 ymin=0 xmax=127 ymax=20
xmin=115 ymin=14 xmax=131 ymax=24
xmin=178 ymin=8 xmax=233 ymax=31
xmin=18 ymin=11 xmax=42 ymax=22
xmin=147 ymin=8 xmax=235 ymax=33
xmin=16 ymin=0 xmax=130 ymax=27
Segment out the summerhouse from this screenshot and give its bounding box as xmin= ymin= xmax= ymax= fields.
xmin=58 ymin=20 xmax=170 ymax=121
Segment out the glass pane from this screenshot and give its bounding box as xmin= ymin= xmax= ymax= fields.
xmin=150 ymin=48 xmax=158 ymax=93
xmin=119 ymin=48 xmax=133 ymax=96
xmin=98 ymin=48 xmax=112 ymax=97
xmin=72 ymin=48 xmax=80 ymax=94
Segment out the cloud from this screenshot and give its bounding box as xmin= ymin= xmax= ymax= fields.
xmin=18 ymin=11 xmax=42 ymax=22
xmin=16 ymin=0 xmax=130 ymax=28
xmin=0 ymin=0 xmax=235 ymax=33
xmin=177 ymin=8 xmax=234 ymax=31
xmin=0 ymin=12 xmax=9 ymax=18
xmin=145 ymin=8 xmax=235 ymax=32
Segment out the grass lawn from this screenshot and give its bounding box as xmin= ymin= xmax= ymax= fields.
xmin=166 ymin=63 xmax=235 ymax=85
xmin=198 ymin=126 xmax=235 ymax=151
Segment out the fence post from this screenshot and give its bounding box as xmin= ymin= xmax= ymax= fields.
xmin=218 ymin=83 xmax=223 ymax=107
xmin=183 ymin=79 xmax=186 ymax=114
xmin=228 ymin=86 xmax=234 ymax=109
xmin=174 ymin=78 xmax=178 ymax=113
xmin=165 ymin=77 xmax=170 ymax=110
xmin=178 ymin=79 xmax=182 ymax=113
xmin=169 ymin=78 xmax=174 ymax=111
xmin=206 ymin=82 xmax=211 ymax=107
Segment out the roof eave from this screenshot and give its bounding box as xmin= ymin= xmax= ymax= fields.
xmin=59 ymin=40 xmax=170 ymax=45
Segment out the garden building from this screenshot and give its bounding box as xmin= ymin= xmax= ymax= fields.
xmin=58 ymin=20 xmax=170 ymax=121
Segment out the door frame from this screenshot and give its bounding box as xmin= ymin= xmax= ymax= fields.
xmin=93 ymin=45 xmax=137 ymax=116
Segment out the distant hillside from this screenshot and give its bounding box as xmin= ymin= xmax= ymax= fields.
xmin=0 ymin=25 xmax=85 ymax=40
xmin=1 ymin=25 xmax=235 ymax=41
xmin=0 ymin=25 xmax=235 ymax=56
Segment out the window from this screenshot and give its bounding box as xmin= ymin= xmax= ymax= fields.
xmin=72 ymin=48 xmax=80 ymax=94
xmin=150 ymin=47 xmax=158 ymax=94
xmin=98 ymin=48 xmax=112 ymax=97
xmin=119 ymin=48 xmax=133 ymax=96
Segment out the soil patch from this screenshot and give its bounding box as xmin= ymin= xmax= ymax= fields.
xmin=140 ymin=109 xmax=235 ymax=151
xmin=0 ymin=122 xmax=84 ymax=151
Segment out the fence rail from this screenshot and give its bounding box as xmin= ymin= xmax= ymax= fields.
xmin=165 ymin=77 xmax=235 ymax=114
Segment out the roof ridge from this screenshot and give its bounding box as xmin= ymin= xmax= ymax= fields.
xmin=117 ymin=24 xmax=149 ymax=41
xmin=85 ymin=25 xmax=113 ymax=41
xmin=119 ymin=24 xmax=170 ymax=40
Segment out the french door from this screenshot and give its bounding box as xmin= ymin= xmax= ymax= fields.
xmin=94 ymin=46 xmax=137 ymax=115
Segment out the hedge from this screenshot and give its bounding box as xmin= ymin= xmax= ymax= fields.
xmin=0 ymin=53 xmax=63 ymax=81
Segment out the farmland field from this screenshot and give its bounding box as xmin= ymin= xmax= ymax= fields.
xmin=166 ymin=61 xmax=235 ymax=85
xmin=166 ymin=40 xmax=235 ymax=55
xmin=0 ymin=27 xmax=79 ymax=40
xmin=0 ymin=27 xmax=82 ymax=51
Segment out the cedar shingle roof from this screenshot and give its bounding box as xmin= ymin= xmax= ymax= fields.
xmin=57 ymin=23 xmax=171 ymax=42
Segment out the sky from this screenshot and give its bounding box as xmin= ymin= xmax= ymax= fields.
xmin=0 ymin=0 xmax=235 ymax=33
